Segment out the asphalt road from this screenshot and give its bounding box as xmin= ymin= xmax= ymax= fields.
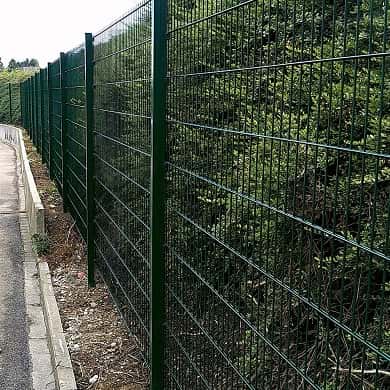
xmin=0 ymin=143 xmax=32 ymax=390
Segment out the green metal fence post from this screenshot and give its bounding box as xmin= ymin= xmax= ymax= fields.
xmin=60 ymin=52 xmax=69 ymax=213
xmin=37 ymin=72 xmax=42 ymax=154
xmin=150 ymin=0 xmax=168 ymax=388
xmin=85 ymin=32 xmax=96 ymax=288
xmin=40 ymin=69 xmax=45 ymax=164
xmin=26 ymin=81 xmax=28 ymax=132
xmin=30 ymin=77 xmax=34 ymax=142
xmin=8 ymin=83 xmax=12 ymax=123
xmin=19 ymin=83 xmax=23 ymax=127
xmin=34 ymin=74 xmax=38 ymax=147
xmin=32 ymin=75 xmax=35 ymax=140
xmin=27 ymin=79 xmax=30 ymax=135
xmin=47 ymin=62 xmax=54 ymax=179
xmin=28 ymin=78 xmax=32 ymax=137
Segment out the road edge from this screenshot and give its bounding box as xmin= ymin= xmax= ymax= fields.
xmin=3 ymin=123 xmax=77 ymax=390
xmin=37 ymin=261 xmax=78 ymax=390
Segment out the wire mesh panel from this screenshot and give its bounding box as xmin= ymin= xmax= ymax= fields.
xmin=41 ymin=68 xmax=50 ymax=165
xmin=20 ymin=81 xmax=25 ymax=128
xmin=29 ymin=78 xmax=33 ymax=140
xmin=24 ymin=80 xmax=31 ymax=132
xmin=36 ymin=72 xmax=43 ymax=154
xmin=63 ymin=45 xmax=87 ymax=240
xmin=16 ymin=1 xmax=390 ymax=388
xmin=93 ymin=0 xmax=153 ymax=359
xmin=0 ymin=83 xmax=8 ymax=122
xmin=0 ymin=83 xmax=20 ymax=124
xmin=49 ymin=59 xmax=64 ymax=194
xmin=32 ymin=74 xmax=38 ymax=148
xmin=165 ymin=0 xmax=389 ymax=388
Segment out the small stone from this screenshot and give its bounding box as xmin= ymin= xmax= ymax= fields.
xmin=89 ymin=374 xmax=98 ymax=385
xmin=90 ymin=302 xmax=97 ymax=308
xmin=110 ymin=342 xmax=116 ymax=348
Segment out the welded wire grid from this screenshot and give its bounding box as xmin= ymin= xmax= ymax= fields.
xmin=63 ymin=46 xmax=88 ymax=240
xmin=93 ymin=0 xmax=153 ymax=359
xmin=35 ymin=71 xmax=43 ymax=154
xmin=40 ymin=68 xmax=50 ymax=165
xmin=14 ymin=0 xmax=390 ymax=388
xmin=32 ymin=74 xmax=39 ymax=151
xmin=23 ymin=79 xmax=31 ymax=132
xmin=0 ymin=82 xmax=20 ymax=124
xmin=28 ymin=77 xmax=34 ymax=142
xmin=0 ymin=83 xmax=8 ymax=122
xmin=165 ymin=0 xmax=389 ymax=389
xmin=49 ymin=59 xmax=64 ymax=194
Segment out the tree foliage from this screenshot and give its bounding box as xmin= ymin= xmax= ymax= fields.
xmin=163 ymin=1 xmax=389 ymax=388
xmin=6 ymin=57 xmax=40 ymax=71
xmin=38 ymin=0 xmax=389 ymax=387
xmin=0 ymin=69 xmax=37 ymax=123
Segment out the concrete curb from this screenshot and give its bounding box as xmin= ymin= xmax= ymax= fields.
xmin=38 ymin=262 xmax=77 ymax=390
xmin=19 ymin=213 xmax=56 ymax=390
xmin=0 ymin=124 xmax=44 ymax=235
xmin=1 ymin=124 xmax=77 ymax=390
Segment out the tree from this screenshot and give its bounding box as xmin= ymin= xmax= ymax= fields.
xmin=0 ymin=58 xmax=3 ymax=71
xmin=7 ymin=59 xmax=17 ymax=71
xmin=29 ymin=58 xmax=39 ymax=67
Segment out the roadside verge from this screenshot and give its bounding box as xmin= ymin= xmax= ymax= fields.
xmin=0 ymin=124 xmax=44 ymax=235
xmin=0 ymin=124 xmax=77 ymax=390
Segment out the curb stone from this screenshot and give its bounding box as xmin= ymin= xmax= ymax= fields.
xmin=4 ymin=124 xmax=78 ymax=390
xmin=38 ymin=262 xmax=77 ymax=390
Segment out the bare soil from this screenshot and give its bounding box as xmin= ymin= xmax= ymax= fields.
xmin=23 ymin=134 xmax=148 ymax=390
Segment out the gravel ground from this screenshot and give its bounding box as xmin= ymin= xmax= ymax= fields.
xmin=23 ymin=135 xmax=148 ymax=389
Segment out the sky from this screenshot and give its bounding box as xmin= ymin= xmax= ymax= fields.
xmin=0 ymin=0 xmax=139 ymax=68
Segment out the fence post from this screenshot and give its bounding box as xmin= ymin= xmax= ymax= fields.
xmin=37 ymin=72 xmax=42 ymax=154
xmin=29 ymin=78 xmax=33 ymax=137
xmin=8 ymin=83 xmax=12 ymax=123
xmin=27 ymin=79 xmax=30 ymax=136
xmin=150 ymin=0 xmax=168 ymax=388
xmin=32 ymin=77 xmax=34 ymax=137
xmin=48 ymin=62 xmax=54 ymax=179
xmin=34 ymin=74 xmax=38 ymax=147
xmin=60 ymin=52 xmax=69 ymax=213
xmin=85 ymin=32 xmax=96 ymax=288
xmin=31 ymin=77 xmax=34 ymax=143
xmin=19 ymin=83 xmax=23 ymax=127
xmin=33 ymin=74 xmax=36 ymax=145
xmin=25 ymin=81 xmax=28 ymax=132
xmin=40 ymin=69 xmax=45 ymax=164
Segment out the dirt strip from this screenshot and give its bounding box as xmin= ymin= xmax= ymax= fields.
xmin=23 ymin=134 xmax=148 ymax=390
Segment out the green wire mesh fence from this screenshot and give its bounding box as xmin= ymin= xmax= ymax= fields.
xmin=0 ymin=82 xmax=21 ymax=124
xmin=93 ymin=2 xmax=153 ymax=360
xmin=16 ymin=0 xmax=390 ymax=388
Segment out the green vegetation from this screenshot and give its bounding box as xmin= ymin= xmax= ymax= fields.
xmin=31 ymin=233 xmax=50 ymax=256
xmin=164 ymin=1 xmax=390 ymax=388
xmin=6 ymin=58 xmax=39 ymax=70
xmin=21 ymin=0 xmax=389 ymax=387
xmin=90 ymin=0 xmax=389 ymax=387
xmin=0 ymin=68 xmax=37 ymax=123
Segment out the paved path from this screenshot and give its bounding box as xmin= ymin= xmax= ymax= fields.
xmin=0 ymin=142 xmax=55 ymax=390
xmin=0 ymin=143 xmax=32 ymax=389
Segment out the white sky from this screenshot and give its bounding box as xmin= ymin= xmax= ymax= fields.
xmin=0 ymin=0 xmax=139 ymax=67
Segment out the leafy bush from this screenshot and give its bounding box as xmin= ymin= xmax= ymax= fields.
xmin=0 ymin=69 xmax=36 ymax=124
xmin=31 ymin=233 xmax=50 ymax=256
